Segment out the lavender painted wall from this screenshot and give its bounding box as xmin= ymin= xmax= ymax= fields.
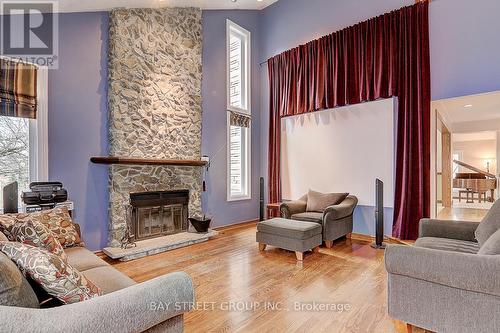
xmin=38 ymin=1 xmax=500 ymax=247
xmin=259 ymin=0 xmax=500 ymax=236
xmin=48 ymin=12 xmax=109 ymax=250
xmin=47 ymin=10 xmax=262 ymax=250
xmin=429 ymin=0 xmax=500 ymax=100
xmin=262 ymin=0 xmax=412 ymax=60
xmin=261 ymin=0 xmax=500 ymax=100
xmin=201 ymin=10 xmax=262 ymax=227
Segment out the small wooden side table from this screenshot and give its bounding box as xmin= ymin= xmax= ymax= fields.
xmin=266 ymin=202 xmax=282 ymax=219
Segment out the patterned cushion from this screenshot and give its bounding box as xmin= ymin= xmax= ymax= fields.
xmin=16 ymin=207 xmax=82 ymax=248
xmin=0 ymin=242 xmax=101 ymax=304
xmin=0 ymin=252 xmax=40 ymax=308
xmin=0 ymin=214 xmax=20 ymax=240
xmin=11 ymin=219 xmax=67 ymax=262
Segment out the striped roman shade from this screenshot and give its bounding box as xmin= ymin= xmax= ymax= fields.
xmin=229 ymin=111 xmax=250 ymax=128
xmin=0 ymin=58 xmax=38 ymax=119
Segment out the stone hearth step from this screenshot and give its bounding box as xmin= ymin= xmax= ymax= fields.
xmin=103 ymin=230 xmax=218 ymax=261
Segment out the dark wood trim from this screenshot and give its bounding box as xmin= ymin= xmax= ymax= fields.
xmin=90 ymin=156 xmax=207 ymax=167
xmin=94 ymin=222 xmax=407 ymax=253
xmin=213 ymin=219 xmax=258 ymax=232
xmin=350 ymin=232 xmax=412 ymax=245
xmin=216 ymin=223 xmax=410 ymax=245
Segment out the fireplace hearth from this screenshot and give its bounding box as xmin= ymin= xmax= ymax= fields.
xmin=130 ymin=190 xmax=189 ymax=242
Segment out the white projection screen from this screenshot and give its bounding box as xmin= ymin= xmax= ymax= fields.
xmin=281 ymin=98 xmax=395 ymax=207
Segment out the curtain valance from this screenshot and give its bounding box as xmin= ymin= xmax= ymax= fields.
xmin=0 ymin=58 xmax=38 ymax=119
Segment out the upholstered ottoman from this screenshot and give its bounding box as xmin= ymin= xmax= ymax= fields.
xmin=256 ymin=218 xmax=322 ymax=261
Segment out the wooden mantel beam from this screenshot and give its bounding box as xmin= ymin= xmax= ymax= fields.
xmin=90 ymin=156 xmax=207 ymax=167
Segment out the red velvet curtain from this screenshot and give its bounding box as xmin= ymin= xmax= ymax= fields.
xmin=267 ymin=3 xmax=430 ymax=240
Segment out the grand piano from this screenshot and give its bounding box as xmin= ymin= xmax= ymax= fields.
xmin=453 ymin=160 xmax=497 ymax=203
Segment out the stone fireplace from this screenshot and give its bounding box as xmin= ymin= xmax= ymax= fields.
xmin=130 ymin=190 xmax=189 ymax=241
xmin=106 ymin=8 xmax=203 ymax=248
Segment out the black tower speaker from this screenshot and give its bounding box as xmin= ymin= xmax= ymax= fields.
xmin=371 ymin=178 xmax=386 ymax=249
xmin=3 ymin=181 xmax=18 ymax=214
xmin=259 ymin=177 xmax=265 ymax=221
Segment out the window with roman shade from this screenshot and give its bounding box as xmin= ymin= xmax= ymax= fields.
xmin=0 ymin=58 xmax=47 ymax=212
xmin=227 ymin=20 xmax=251 ymax=201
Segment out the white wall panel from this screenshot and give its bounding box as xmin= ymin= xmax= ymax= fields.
xmin=281 ymin=98 xmax=395 ymax=207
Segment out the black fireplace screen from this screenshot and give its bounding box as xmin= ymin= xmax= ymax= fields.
xmin=130 ymin=190 xmax=189 ymax=241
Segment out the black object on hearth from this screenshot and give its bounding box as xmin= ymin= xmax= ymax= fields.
xmin=188 ymin=216 xmax=212 ymax=233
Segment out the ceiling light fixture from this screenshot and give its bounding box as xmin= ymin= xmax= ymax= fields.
xmin=463 ymin=104 xmax=473 ymax=108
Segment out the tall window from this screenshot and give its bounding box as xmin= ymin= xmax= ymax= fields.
xmin=0 ymin=60 xmax=48 ymax=211
xmin=227 ymin=20 xmax=251 ymax=201
xmin=227 ymin=20 xmax=250 ymax=113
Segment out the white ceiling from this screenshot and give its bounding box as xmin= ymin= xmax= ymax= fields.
xmin=54 ymin=0 xmax=278 ymax=12
xmin=434 ymin=91 xmax=500 ymax=125
xmin=452 ymin=131 xmax=497 ymax=142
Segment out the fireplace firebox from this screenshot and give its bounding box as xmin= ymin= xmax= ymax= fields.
xmin=130 ymin=190 xmax=189 ymax=242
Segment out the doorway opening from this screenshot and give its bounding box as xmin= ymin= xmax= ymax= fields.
xmin=432 ymin=91 xmax=500 ymax=222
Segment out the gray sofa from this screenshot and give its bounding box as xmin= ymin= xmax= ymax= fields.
xmin=385 ymin=199 xmax=500 ymax=333
xmin=280 ymin=195 xmax=358 ymax=248
xmin=0 ymin=224 xmax=195 ymax=333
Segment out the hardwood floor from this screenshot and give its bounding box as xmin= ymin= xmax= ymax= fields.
xmin=110 ymin=223 xmax=426 ymax=333
xmin=437 ymin=207 xmax=488 ymax=222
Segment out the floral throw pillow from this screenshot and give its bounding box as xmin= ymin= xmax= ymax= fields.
xmin=0 ymin=214 xmax=21 ymax=240
xmin=16 ymin=207 xmax=83 ymax=248
xmin=11 ymin=219 xmax=68 ymax=262
xmin=0 ymin=242 xmax=101 ymax=304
